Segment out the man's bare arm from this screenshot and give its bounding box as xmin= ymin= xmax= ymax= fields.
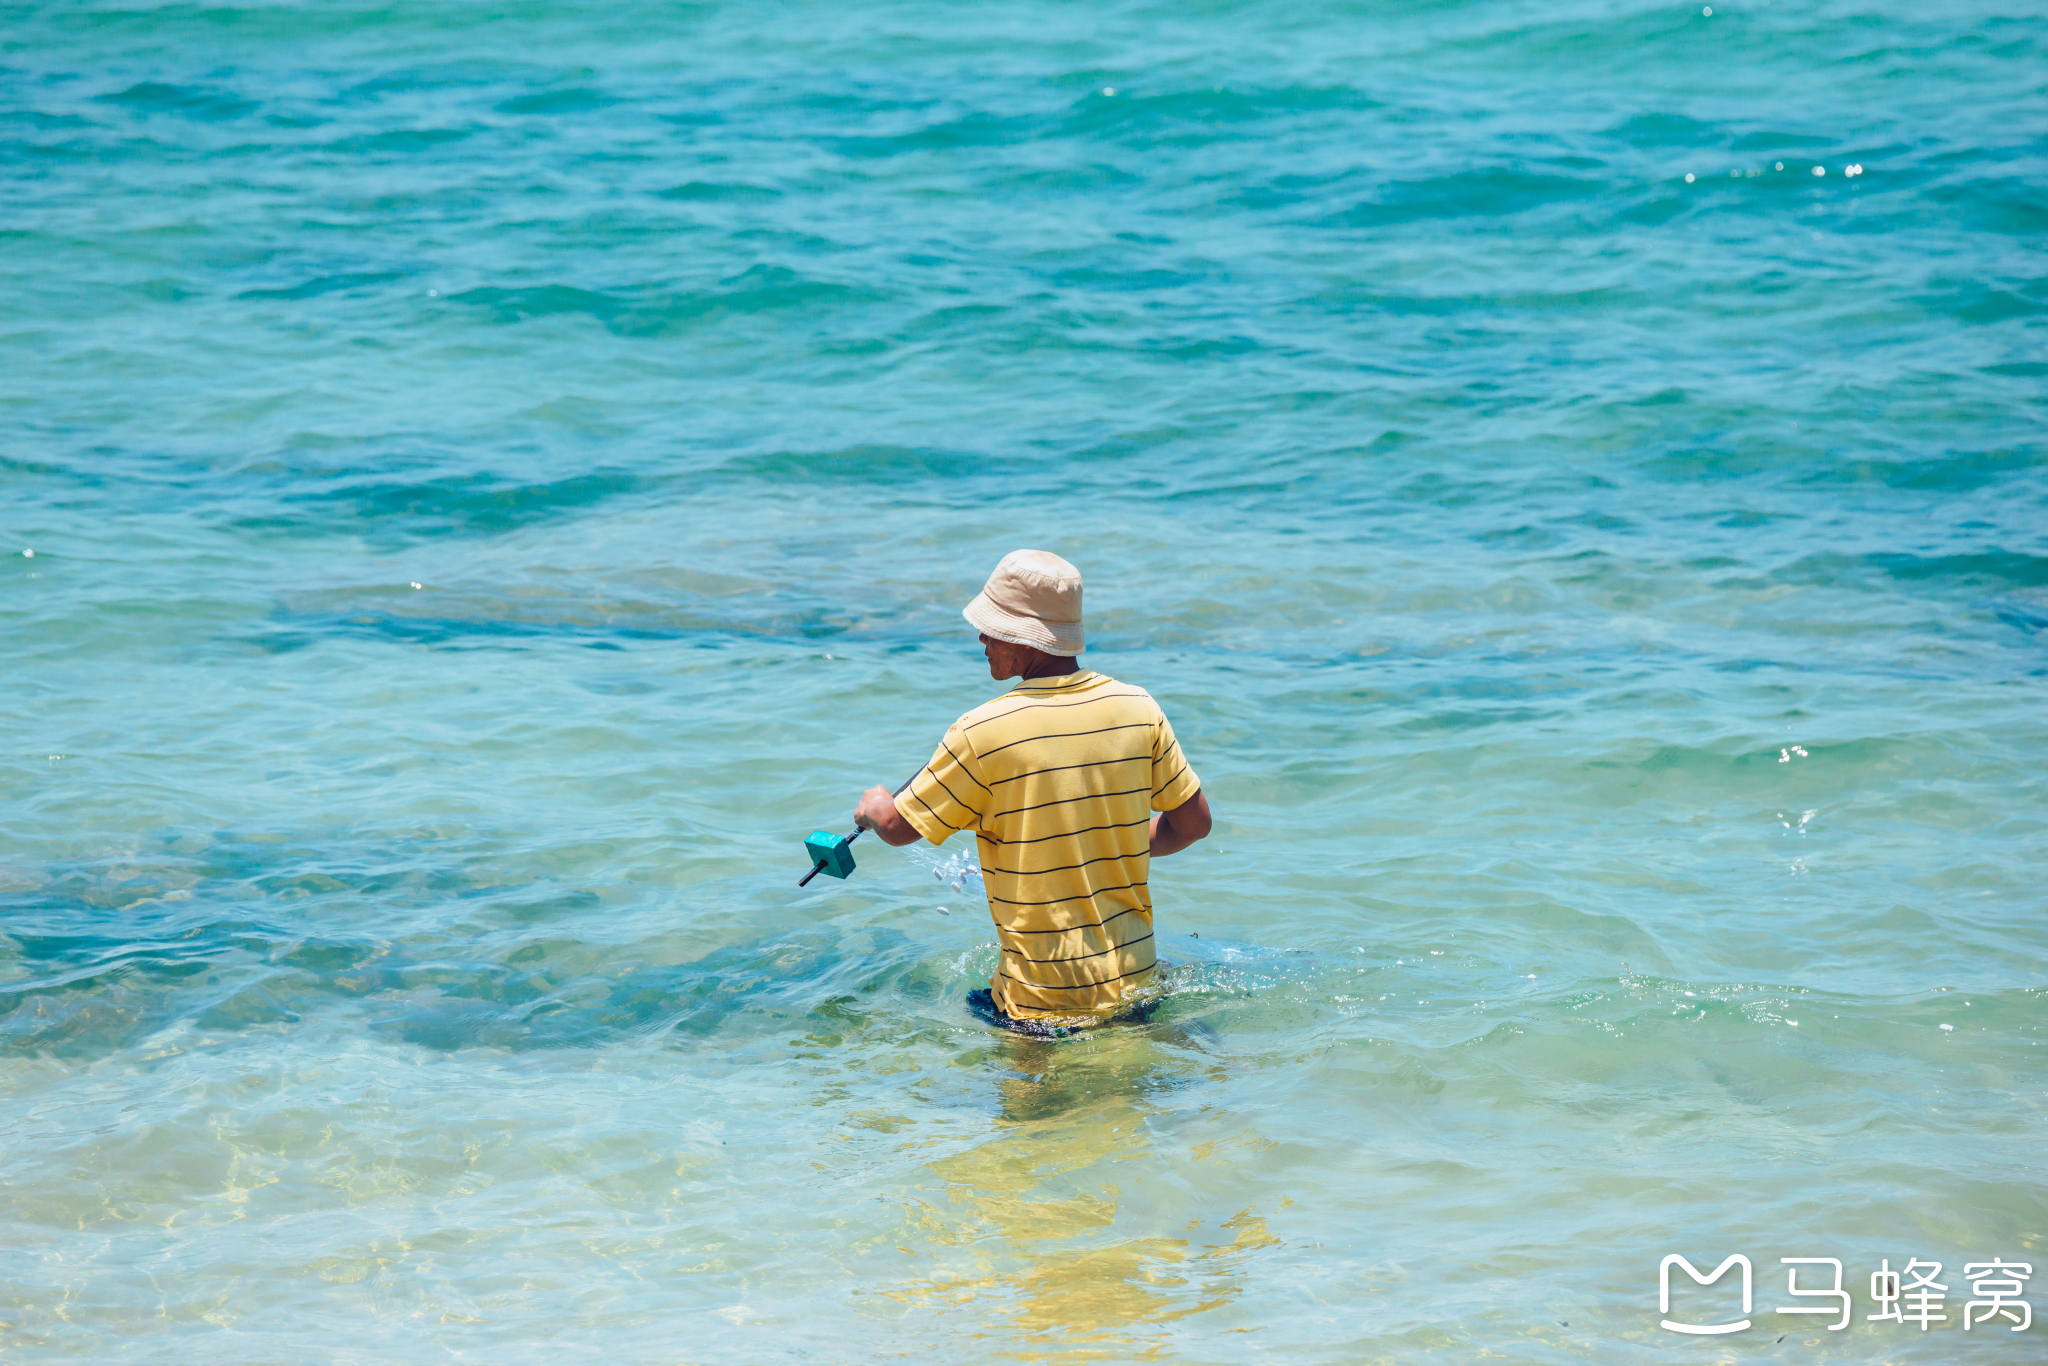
xmin=1149 ymin=787 xmax=1211 ymax=858
xmin=855 ymin=784 xmax=923 ymax=846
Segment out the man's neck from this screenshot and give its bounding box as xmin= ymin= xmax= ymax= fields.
xmin=1019 ymin=655 xmax=1079 ymax=681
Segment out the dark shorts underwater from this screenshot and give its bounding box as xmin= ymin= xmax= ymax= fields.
xmin=966 ymin=986 xmax=1162 ymax=1038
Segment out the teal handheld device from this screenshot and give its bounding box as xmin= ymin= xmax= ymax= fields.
xmin=799 ymin=828 xmax=862 ymax=886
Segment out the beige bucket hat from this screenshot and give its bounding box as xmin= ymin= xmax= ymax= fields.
xmin=963 ymin=549 xmax=1084 ymax=656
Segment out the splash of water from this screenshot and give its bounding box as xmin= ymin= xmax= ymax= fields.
xmin=931 ymin=849 xmax=984 ymax=896
xmin=899 ymin=844 xmax=985 ymax=896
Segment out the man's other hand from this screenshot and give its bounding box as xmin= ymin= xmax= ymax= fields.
xmin=1149 ymin=788 xmax=1212 ymax=858
xmin=855 ymin=785 xmax=922 ymax=846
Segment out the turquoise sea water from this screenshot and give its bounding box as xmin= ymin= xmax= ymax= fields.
xmin=4 ymin=1 xmax=2046 ymax=1359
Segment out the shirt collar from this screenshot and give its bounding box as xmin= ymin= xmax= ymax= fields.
xmin=1011 ymin=669 xmax=1097 ymax=694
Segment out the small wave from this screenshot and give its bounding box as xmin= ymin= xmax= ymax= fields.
xmin=496 ymin=87 xmax=613 ymax=117
xmin=449 ymin=266 xmax=874 ymax=336
xmin=1990 ymin=587 xmax=2048 ymax=633
xmin=654 ymin=181 xmax=780 ymax=202
xmin=93 ymin=81 xmax=256 ymax=122
xmin=228 ymin=468 xmax=641 ymax=542
xmin=258 ymin=578 xmax=880 ymax=650
xmin=1798 ymin=447 xmax=2046 ymax=493
xmin=714 ymin=444 xmax=991 ymax=486
xmin=1320 ymin=169 xmax=1603 ymax=229
xmin=321 ymin=127 xmax=473 ymax=155
xmin=238 ymin=271 xmax=404 ymax=301
xmin=1925 ymin=175 xmax=2048 ymax=237
xmin=1608 ymin=112 xmax=1721 ymax=148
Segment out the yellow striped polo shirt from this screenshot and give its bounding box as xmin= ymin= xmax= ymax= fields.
xmin=895 ymin=670 xmax=1201 ymax=1021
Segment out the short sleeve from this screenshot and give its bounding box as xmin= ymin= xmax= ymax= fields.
xmin=1149 ymin=709 xmax=1200 ymax=812
xmin=896 ymin=723 xmax=989 ymax=845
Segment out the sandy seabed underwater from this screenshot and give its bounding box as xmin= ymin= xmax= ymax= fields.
xmin=3 ymin=1 xmax=2047 ymax=1361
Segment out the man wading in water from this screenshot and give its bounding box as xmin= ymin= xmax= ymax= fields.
xmin=853 ymin=550 xmax=1212 ymax=1033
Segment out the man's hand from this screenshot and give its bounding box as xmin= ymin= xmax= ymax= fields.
xmin=855 ymin=785 xmax=922 ymax=847
xmin=1149 ymin=787 xmax=1212 ymax=858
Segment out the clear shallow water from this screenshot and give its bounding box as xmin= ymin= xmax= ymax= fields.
xmin=3 ymin=0 xmax=2046 ymax=1359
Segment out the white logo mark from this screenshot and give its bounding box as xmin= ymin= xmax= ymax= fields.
xmin=1660 ymin=1254 xmax=1752 ymax=1335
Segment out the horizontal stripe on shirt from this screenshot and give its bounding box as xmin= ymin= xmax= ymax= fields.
xmin=985 ymin=878 xmax=1148 ymax=907
xmin=997 ymin=962 xmax=1157 ymax=994
xmin=976 ymin=721 xmax=1155 ymax=760
xmin=986 ymin=785 xmax=1157 ymax=820
xmin=985 ymin=752 xmax=1152 ymax=787
xmin=960 ymin=690 xmax=1149 ymax=730
xmin=981 ymin=848 xmax=1147 ymax=878
xmin=997 ymin=905 xmax=1150 ymax=936
xmin=1001 ymin=933 xmax=1155 ymax=966
xmin=993 ymin=816 xmax=1150 ymax=846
